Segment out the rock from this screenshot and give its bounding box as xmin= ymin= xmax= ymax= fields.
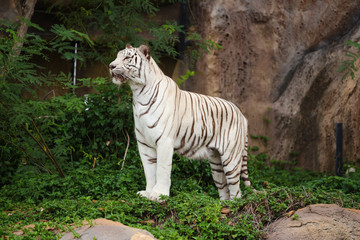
xmin=0 ymin=0 xmax=21 ymax=22
xmin=186 ymin=0 xmax=360 ymax=171
xmin=60 ymin=218 xmax=156 ymax=240
xmin=265 ymin=204 xmax=360 ymax=240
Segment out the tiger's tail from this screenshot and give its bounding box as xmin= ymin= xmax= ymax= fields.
xmin=241 ymin=133 xmax=252 ymax=188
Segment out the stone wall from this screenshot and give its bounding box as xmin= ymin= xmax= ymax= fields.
xmin=186 ymin=0 xmax=360 ymax=171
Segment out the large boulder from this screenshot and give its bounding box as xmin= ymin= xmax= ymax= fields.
xmin=265 ymin=204 xmax=360 ymax=240
xmin=60 ymin=218 xmax=156 ymax=240
xmin=186 ymin=0 xmax=360 ymax=171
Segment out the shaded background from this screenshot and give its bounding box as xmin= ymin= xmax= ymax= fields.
xmin=2 ymin=0 xmax=360 ymax=172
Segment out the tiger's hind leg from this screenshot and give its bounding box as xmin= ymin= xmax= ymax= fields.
xmin=221 ymin=152 xmax=243 ymax=200
xmin=209 ymin=154 xmax=230 ymax=200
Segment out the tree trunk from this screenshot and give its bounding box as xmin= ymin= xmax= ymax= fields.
xmin=11 ymin=0 xmax=37 ymax=57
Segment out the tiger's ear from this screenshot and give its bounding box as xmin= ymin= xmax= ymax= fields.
xmin=126 ymin=44 xmax=133 ymax=49
xmin=138 ymin=44 xmax=150 ymax=61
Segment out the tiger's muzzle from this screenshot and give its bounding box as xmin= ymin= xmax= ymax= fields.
xmin=109 ymin=64 xmax=127 ymax=84
xmin=111 ymin=71 xmax=127 ymax=83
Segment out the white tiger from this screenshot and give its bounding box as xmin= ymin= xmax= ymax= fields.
xmin=109 ymin=44 xmax=251 ymax=201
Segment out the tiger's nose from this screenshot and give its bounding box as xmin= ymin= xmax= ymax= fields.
xmin=109 ymin=64 xmax=115 ymax=70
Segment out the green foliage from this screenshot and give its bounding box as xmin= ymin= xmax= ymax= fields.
xmin=305 ymin=176 xmax=360 ymax=194
xmin=1 ymin=151 xmax=360 ymax=239
xmin=3 ymin=2 xmax=359 ymax=239
xmin=50 ymin=0 xmax=183 ymax=63
xmin=52 ymin=81 xmax=134 ymax=169
xmin=251 ymin=146 xmax=260 ymax=152
xmin=2 ymin=78 xmax=135 ymax=179
xmin=171 ymin=155 xmax=217 ymax=197
xmin=0 ymin=19 xmax=90 ymax=184
xmin=186 ymin=32 xmax=223 ymax=67
xmin=49 ymin=24 xmax=94 ymax=61
xmin=177 ymin=70 xmax=196 ymax=86
xmin=250 ymin=134 xmax=270 ymax=143
xmin=263 ymin=117 xmax=271 ymax=124
xmin=0 ymin=0 xmax=190 ymax=184
xmin=338 ymin=40 xmax=360 ymax=81
xmin=248 ymin=152 xmax=323 ymax=187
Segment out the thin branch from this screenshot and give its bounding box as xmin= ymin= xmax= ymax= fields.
xmin=0 ymin=135 xmax=53 ymax=174
xmin=92 ymin=157 xmax=97 ymax=169
xmin=117 ymin=85 xmax=121 ymax=104
xmin=32 ymin=120 xmax=65 ymax=178
xmin=121 ymin=128 xmax=130 ymax=170
xmin=23 ymin=123 xmax=65 ymax=178
xmin=32 ymin=162 xmax=54 ymax=175
xmin=42 ymin=90 xmax=56 ymax=100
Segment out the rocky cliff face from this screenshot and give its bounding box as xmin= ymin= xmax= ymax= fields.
xmin=186 ymin=0 xmax=360 ymax=171
xmin=265 ymin=204 xmax=360 ymax=240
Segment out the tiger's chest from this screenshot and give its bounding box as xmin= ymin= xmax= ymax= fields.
xmin=131 ymin=82 xmax=179 ymax=146
xmin=132 ymin=101 xmax=176 ymax=147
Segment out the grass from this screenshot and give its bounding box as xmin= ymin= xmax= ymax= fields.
xmin=1 ymin=151 xmax=360 ymax=239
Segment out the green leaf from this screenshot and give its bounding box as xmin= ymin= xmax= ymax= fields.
xmin=345 ymin=40 xmax=360 ymax=51
xmin=21 ymin=17 xmax=45 ymax=31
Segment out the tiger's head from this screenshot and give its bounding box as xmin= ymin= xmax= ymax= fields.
xmin=109 ymin=44 xmax=151 ymax=86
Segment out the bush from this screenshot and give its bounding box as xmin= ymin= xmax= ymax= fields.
xmin=52 ymin=80 xmax=135 ymax=169
xmin=0 ymin=0 xmax=185 ymax=183
xmin=1 ymin=156 xmax=360 ymax=239
xmin=0 ymin=19 xmax=89 ymax=184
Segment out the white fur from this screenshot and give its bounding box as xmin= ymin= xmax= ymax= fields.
xmin=109 ymin=44 xmax=250 ymax=201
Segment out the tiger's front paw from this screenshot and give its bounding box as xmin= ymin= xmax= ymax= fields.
xmin=137 ymin=190 xmax=168 ymax=202
xmin=137 ymin=190 xmax=150 ymax=199
xmin=148 ymin=192 xmax=168 ymax=202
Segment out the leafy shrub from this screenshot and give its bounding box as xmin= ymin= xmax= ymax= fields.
xmin=171 ymin=155 xmax=217 ymax=197
xmin=52 ymin=80 xmax=135 ymax=169
xmin=0 ymin=0 xmax=187 ymax=183
xmin=248 ymin=152 xmax=324 ymax=189
xmin=51 ymin=0 xmax=183 ymax=64
xmin=1 ymin=163 xmax=360 ymax=239
xmin=306 ymin=175 xmax=360 ymax=194
xmin=0 ymin=19 xmax=92 ymax=184
xmin=0 ymin=166 xmax=142 ymax=203
xmin=338 ymin=40 xmax=360 ymax=81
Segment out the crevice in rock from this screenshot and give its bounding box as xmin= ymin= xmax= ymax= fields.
xmin=273 ymin=56 xmax=303 ymax=102
xmin=273 ymin=11 xmax=360 ymax=103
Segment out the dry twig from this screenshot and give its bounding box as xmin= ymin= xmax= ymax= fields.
xmin=24 ymin=121 xmax=65 ymax=178
xmin=121 ymin=128 xmax=130 ymax=170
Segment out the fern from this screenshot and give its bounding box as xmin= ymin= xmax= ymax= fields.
xmin=49 ymin=0 xmax=182 ymax=63
xmin=50 ymin=24 xmax=94 ymax=45
xmin=338 ymin=40 xmax=360 ymax=81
